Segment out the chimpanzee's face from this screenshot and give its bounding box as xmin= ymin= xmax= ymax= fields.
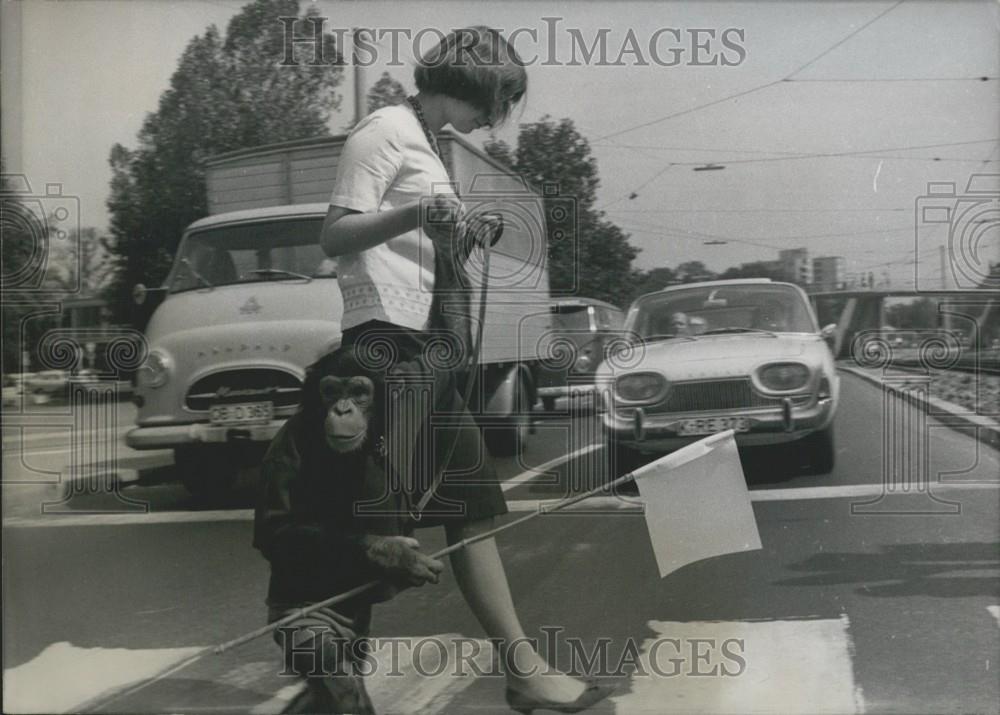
xmin=319 ymin=375 xmax=376 ymax=453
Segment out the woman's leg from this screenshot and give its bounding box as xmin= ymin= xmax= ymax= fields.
xmin=445 ymin=518 xmax=587 ymax=702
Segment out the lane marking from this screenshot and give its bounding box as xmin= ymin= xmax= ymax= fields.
xmin=2 ymin=641 xmax=205 ymax=714
xmin=6 ymin=481 xmax=999 ymax=528
xmin=988 ymin=606 xmax=1000 ymax=629
xmin=502 ymin=442 xmax=602 ymax=492
xmin=610 ymin=616 xmax=864 ymax=714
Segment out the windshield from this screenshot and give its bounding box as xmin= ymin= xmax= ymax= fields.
xmin=168 ymin=218 xmax=335 ymax=293
xmin=550 ymin=304 xmax=592 ymax=332
xmin=627 ymin=284 xmax=816 ymax=339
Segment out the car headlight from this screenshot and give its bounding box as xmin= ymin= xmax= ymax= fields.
xmin=758 ymin=362 xmax=810 ymax=391
xmin=615 ymin=372 xmax=666 ymax=402
xmin=137 ymin=350 xmax=172 ymax=389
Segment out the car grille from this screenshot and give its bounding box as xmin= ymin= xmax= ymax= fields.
xmin=185 ymin=369 xmax=302 ymax=411
xmin=641 ymin=378 xmax=811 ymax=414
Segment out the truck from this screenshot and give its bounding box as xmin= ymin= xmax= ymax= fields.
xmin=126 ymin=130 xmax=559 ymax=497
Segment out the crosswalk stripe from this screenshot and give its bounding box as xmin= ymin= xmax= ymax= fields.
xmin=2 ymin=642 xmax=205 ymax=714
xmin=610 ymin=617 xmax=864 ymax=714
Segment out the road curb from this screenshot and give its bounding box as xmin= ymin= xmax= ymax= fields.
xmin=837 ymin=365 xmax=1000 ymax=451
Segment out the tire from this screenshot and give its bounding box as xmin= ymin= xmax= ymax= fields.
xmin=485 ymin=377 xmax=530 ymax=457
xmin=174 ymin=445 xmax=240 ymax=500
xmin=800 ymin=424 xmax=835 ymax=475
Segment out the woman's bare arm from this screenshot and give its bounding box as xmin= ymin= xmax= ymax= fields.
xmin=320 ymin=203 xmax=422 ymax=257
xmin=321 ymin=196 xmax=463 ymax=257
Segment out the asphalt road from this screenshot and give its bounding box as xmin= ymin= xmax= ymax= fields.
xmin=3 ymin=371 xmax=998 ymax=714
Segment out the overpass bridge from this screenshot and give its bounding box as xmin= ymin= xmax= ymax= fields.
xmin=808 ymin=289 xmax=998 ymax=366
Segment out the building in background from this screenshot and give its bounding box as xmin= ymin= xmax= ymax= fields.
xmin=778 ymin=248 xmax=812 ymax=285
xmin=812 ymin=256 xmax=845 ymax=292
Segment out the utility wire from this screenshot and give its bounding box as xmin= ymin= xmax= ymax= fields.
xmin=593 ymin=0 xmax=905 ymax=143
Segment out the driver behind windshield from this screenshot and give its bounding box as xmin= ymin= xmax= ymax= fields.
xmin=756 ymin=302 xmax=791 ymax=331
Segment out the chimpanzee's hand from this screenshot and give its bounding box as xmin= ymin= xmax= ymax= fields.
xmin=422 ymin=194 xmax=465 ymax=247
xmin=363 ymin=535 xmax=445 ymax=587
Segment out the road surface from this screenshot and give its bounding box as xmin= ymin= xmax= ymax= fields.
xmin=3 ymin=371 xmax=998 ymax=713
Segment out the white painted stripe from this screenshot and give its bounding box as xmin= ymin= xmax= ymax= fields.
xmin=249 ymin=683 xmax=307 ymax=715
xmin=2 ymin=425 xmax=134 ymax=448
xmin=610 ymin=617 xmax=864 ymax=714
xmin=749 ymin=481 xmax=1000 ymax=502
xmin=6 ymin=481 xmax=999 ymax=528
xmin=501 ymin=442 xmax=602 ymax=492
xmin=366 ymin=634 xmax=493 ymax=714
xmin=988 ymin=606 xmax=1000 ymax=628
xmin=2 ymin=641 xmax=205 ymax=714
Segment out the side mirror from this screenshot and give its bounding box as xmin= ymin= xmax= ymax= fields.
xmin=820 ymin=323 xmax=837 ymax=350
xmin=133 ymin=283 xmax=167 ymax=306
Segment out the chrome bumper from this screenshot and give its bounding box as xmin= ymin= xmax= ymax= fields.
xmin=603 ymin=398 xmax=836 ymax=451
xmin=537 ymin=383 xmax=597 ymax=399
xmin=125 ymin=419 xmax=286 ymax=450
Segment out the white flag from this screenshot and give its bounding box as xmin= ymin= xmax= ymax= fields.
xmin=632 ymin=430 xmax=761 ymax=578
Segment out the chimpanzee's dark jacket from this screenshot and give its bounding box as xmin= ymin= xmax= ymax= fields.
xmin=253 ymin=414 xmax=411 ymax=612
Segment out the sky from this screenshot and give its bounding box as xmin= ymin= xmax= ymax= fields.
xmin=4 ymin=0 xmax=998 ymax=289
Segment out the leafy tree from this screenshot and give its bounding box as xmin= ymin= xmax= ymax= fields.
xmin=104 ymin=0 xmax=344 ymax=325
xmin=674 ymin=260 xmax=716 ymax=284
xmin=47 ymin=227 xmax=115 ymax=296
xmin=367 ymin=72 xmax=407 ymax=113
xmin=718 ymin=260 xmax=785 ymax=282
xmin=485 ymin=117 xmax=639 ymax=307
xmin=631 ymin=267 xmax=678 ymax=297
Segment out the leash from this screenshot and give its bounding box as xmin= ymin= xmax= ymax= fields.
xmin=408 ymin=213 xmax=500 ymax=522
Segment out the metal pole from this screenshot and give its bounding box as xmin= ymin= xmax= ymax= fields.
xmin=353 ymin=28 xmax=366 ymax=124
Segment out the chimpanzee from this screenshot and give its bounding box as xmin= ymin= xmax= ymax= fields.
xmin=253 ymin=346 xmax=446 ymax=714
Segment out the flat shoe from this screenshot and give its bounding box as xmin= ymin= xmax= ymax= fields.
xmin=504 ymin=679 xmax=617 ymax=714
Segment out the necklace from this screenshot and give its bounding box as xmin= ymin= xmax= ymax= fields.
xmin=406 ymin=95 xmax=443 ymax=163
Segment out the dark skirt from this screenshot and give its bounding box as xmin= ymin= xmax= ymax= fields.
xmin=341 ymin=320 xmax=508 ymax=527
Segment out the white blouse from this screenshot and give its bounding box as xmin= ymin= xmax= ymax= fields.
xmin=329 ymin=103 xmax=454 ymax=332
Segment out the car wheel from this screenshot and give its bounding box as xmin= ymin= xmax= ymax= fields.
xmin=485 ymin=377 xmax=530 ymax=457
xmin=800 ymin=425 xmax=835 ymax=475
xmin=174 ymin=445 xmax=239 ymax=501
xmin=542 ymin=396 xmax=556 ymax=412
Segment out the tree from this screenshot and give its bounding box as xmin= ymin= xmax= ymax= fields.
xmin=719 ymin=260 xmax=785 ymax=282
xmin=674 ymin=260 xmax=716 ymax=284
xmin=631 ymin=267 xmax=677 ymax=296
xmin=104 ymin=0 xmax=344 ymax=325
xmin=367 ymin=72 xmax=407 ymax=113
xmin=47 ymin=228 xmax=115 ymax=296
xmin=487 ymin=117 xmax=639 ymax=307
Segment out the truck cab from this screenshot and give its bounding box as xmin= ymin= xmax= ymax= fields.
xmin=126 ymin=204 xmax=340 ymax=496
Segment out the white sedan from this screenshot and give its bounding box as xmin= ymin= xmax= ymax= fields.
xmin=598 ymin=279 xmax=840 ymax=475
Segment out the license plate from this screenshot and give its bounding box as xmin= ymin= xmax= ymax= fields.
xmin=209 ymin=401 xmax=273 ymax=425
xmin=677 ymin=416 xmax=750 ymax=436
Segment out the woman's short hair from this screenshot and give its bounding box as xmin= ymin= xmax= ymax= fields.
xmin=414 ymin=26 xmax=527 ymax=126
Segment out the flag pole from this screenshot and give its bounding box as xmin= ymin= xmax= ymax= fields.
xmin=213 ymin=429 xmax=735 ymax=655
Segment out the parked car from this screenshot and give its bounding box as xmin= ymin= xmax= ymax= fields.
xmin=536 ymin=298 xmax=626 ymax=411
xmin=599 ymin=279 xmax=840 ymax=475
xmin=3 ymin=374 xmax=22 ymax=408
xmin=23 ymin=370 xmax=69 ymax=404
